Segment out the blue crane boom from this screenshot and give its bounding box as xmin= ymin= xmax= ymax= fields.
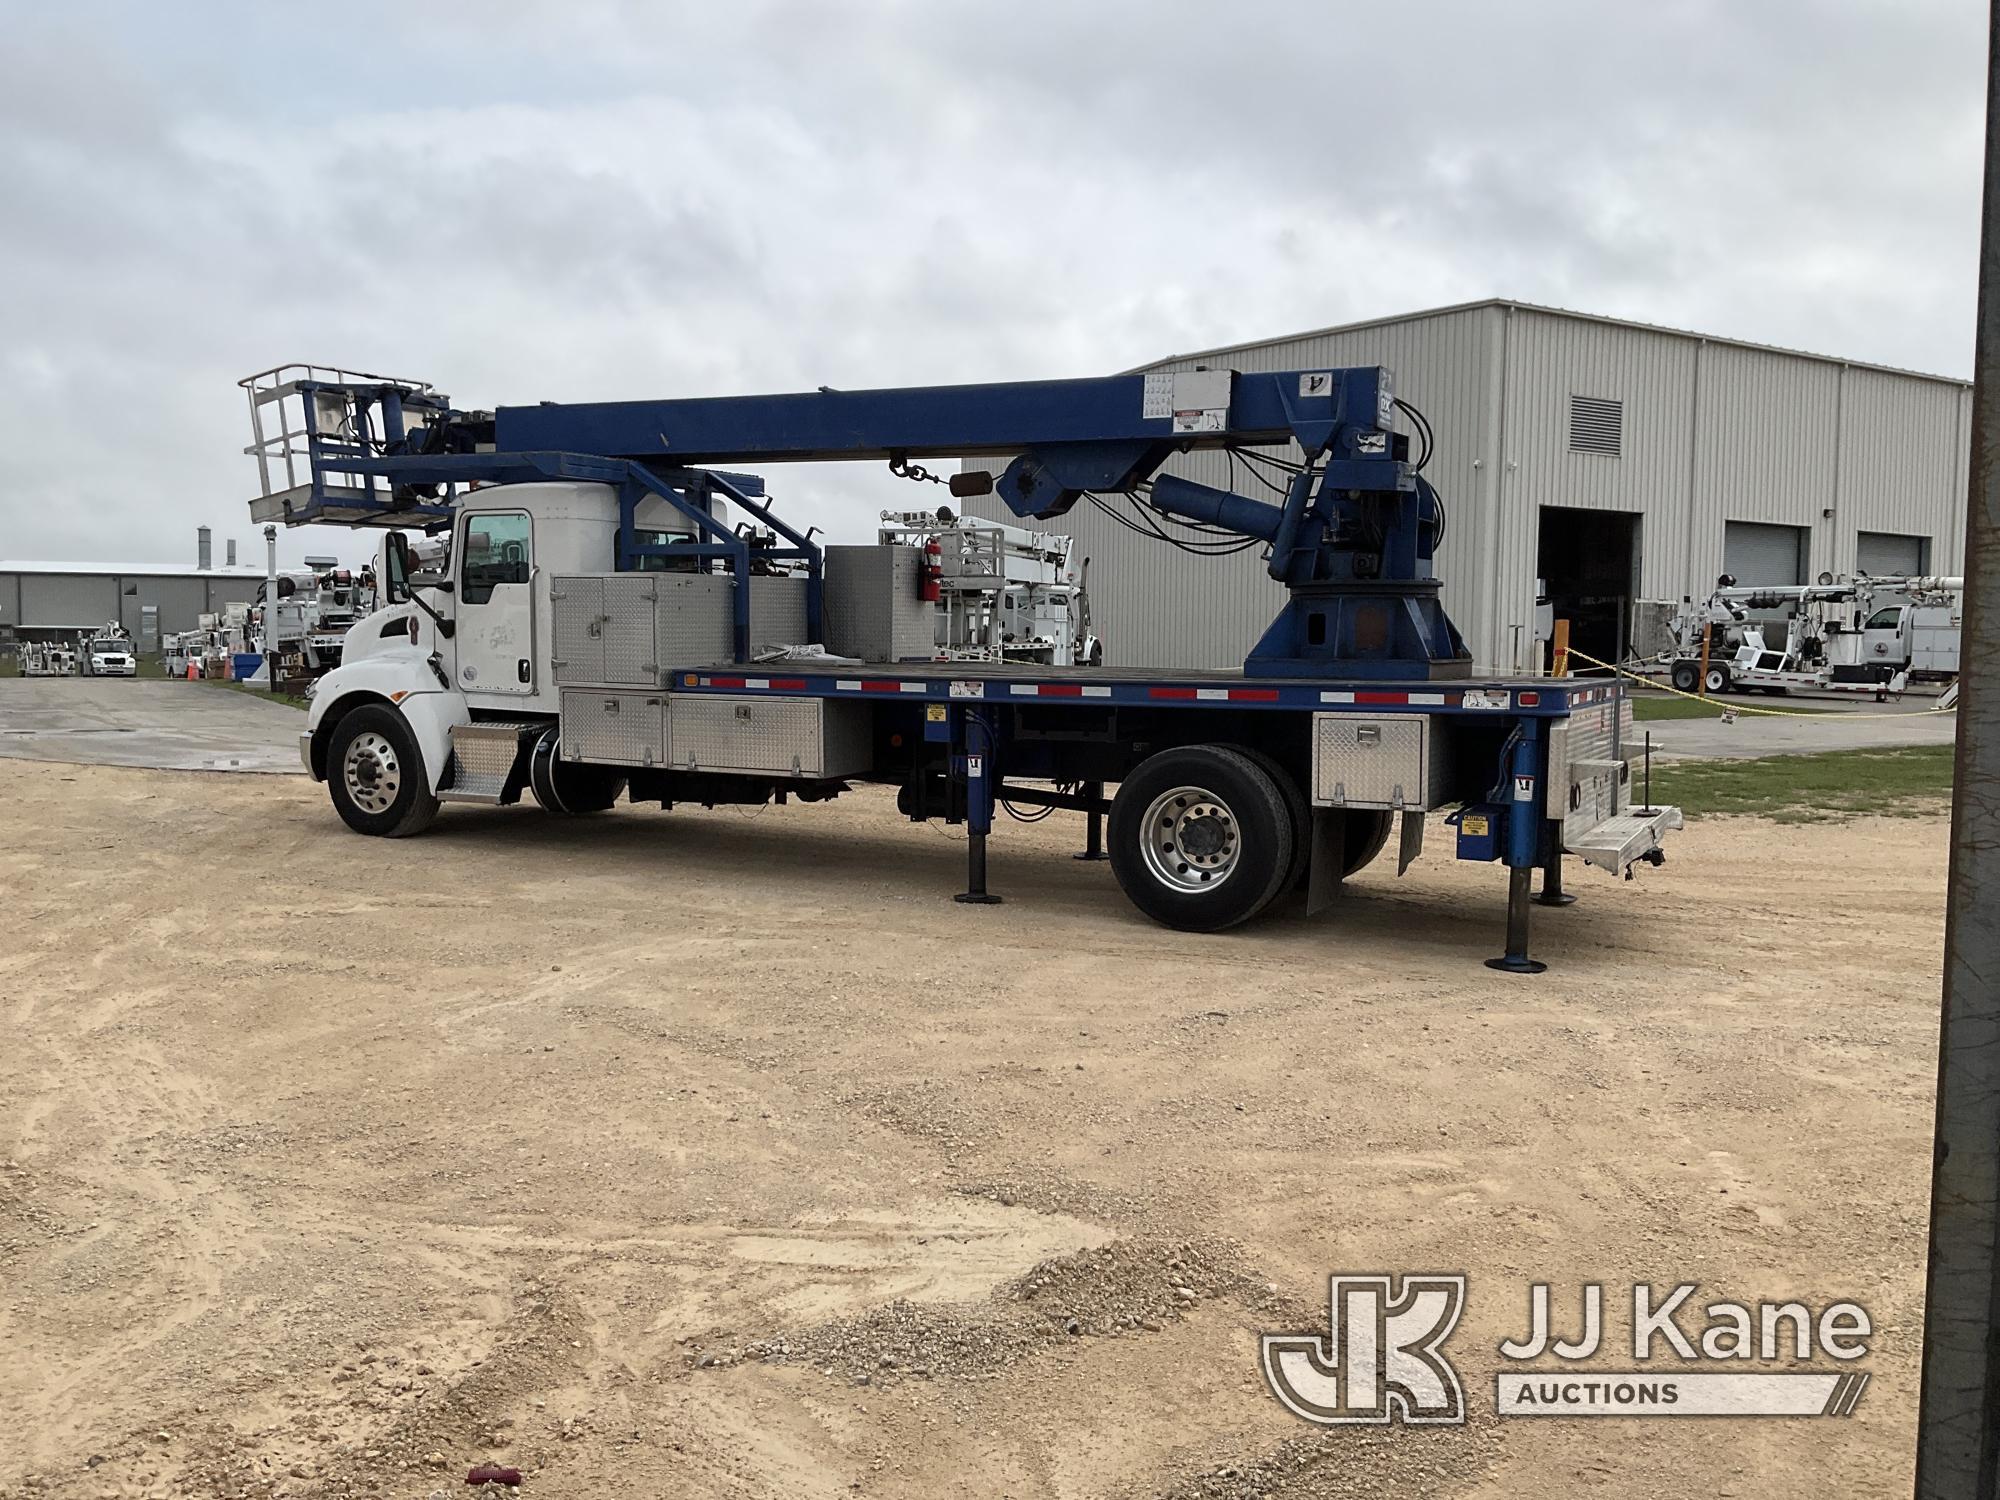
xmin=243 ymin=362 xmax=1468 ymax=679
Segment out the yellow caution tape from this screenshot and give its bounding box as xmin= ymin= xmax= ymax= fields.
xmin=1565 ymin=647 xmax=1958 ymax=720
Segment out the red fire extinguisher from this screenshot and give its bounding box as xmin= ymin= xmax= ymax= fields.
xmin=921 ymin=538 xmax=943 ymax=603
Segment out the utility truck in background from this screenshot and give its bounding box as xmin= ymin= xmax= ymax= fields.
xmin=1663 ymin=573 xmax=1964 ymax=698
xmin=79 ymin=623 xmax=137 ymax=677
xmin=876 ymin=507 xmax=1100 ymax=666
xmin=240 ymin=360 xmax=1681 ymax=973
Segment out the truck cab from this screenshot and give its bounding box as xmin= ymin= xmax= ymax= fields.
xmin=83 ymin=627 xmax=137 ymax=677
xmin=299 ymin=480 xmax=705 ymax=831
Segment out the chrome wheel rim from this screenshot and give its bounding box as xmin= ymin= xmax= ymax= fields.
xmin=342 ymin=731 xmax=401 ymax=814
xmin=1140 ymin=785 xmax=1239 ymax=892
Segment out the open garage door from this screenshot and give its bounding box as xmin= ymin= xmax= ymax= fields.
xmin=1538 ymin=506 xmax=1640 ymax=668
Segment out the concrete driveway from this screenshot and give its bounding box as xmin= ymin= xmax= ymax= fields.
xmin=1632 ymin=690 xmax=1959 ymax=760
xmin=0 ymin=677 xmax=305 ymax=773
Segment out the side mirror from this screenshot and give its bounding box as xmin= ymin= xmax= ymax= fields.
xmin=382 ymin=531 xmax=413 ymax=605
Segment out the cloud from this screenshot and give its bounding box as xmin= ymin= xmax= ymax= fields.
xmin=0 ymin=0 xmax=1983 ymax=566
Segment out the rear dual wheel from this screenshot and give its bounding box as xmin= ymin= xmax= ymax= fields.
xmin=1109 ymin=746 xmax=1294 ymax=932
xmin=1228 ymin=745 xmax=1390 ymax=891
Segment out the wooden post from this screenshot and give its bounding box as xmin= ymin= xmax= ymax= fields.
xmin=1697 ymin=622 xmax=1714 ymax=698
xmin=1550 ymin=618 xmax=1571 ymax=677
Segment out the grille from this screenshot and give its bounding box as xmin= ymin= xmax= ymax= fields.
xmin=1569 ymin=395 xmax=1623 ymax=457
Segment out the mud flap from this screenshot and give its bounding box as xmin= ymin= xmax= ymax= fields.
xmin=1304 ymin=807 xmax=1346 ymax=917
xmin=1397 ymin=809 xmax=1425 ymax=875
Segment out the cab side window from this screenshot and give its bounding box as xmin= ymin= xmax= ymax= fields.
xmin=462 ymin=514 xmax=531 ymax=605
xmin=1864 ymin=607 xmax=1902 ymax=630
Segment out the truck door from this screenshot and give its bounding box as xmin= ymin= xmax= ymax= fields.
xmin=455 ymin=510 xmax=536 ymax=695
xmin=1860 ymin=605 xmax=1906 ymax=669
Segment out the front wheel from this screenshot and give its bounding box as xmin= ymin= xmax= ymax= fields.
xmin=1669 ymin=661 xmax=1700 ymax=694
xmin=327 ymin=704 xmax=440 ymax=837
xmin=1108 ymin=745 xmax=1294 ymax=932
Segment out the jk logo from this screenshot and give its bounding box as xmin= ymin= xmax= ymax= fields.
xmin=1261 ymin=1274 xmax=1467 ymax=1426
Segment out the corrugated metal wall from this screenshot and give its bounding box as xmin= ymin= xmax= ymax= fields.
xmin=15 ymin=574 xmax=120 ymax=630
xmin=0 ymin=573 xmax=264 ymax=637
xmin=970 ymin=302 xmax=1969 ymax=672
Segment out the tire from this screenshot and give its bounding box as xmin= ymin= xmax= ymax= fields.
xmin=1337 ymin=809 xmax=1395 ymax=877
xmin=1229 ymin=745 xmax=1310 ymax=893
xmin=1108 ymin=745 xmax=1294 ymax=932
xmin=1703 ymin=664 xmax=1732 ymax=695
xmin=529 ymin=729 xmax=626 ymax=815
xmin=1669 ymin=661 xmax=1699 ymax=694
xmin=1226 ymin=748 xmax=1390 ymax=890
xmin=326 ymin=704 xmax=440 ymax=838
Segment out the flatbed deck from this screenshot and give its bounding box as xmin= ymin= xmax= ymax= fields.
xmin=663 ymin=658 xmax=1611 ymax=716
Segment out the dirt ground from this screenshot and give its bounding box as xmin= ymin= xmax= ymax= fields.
xmin=0 ymin=759 xmax=1945 ymax=1498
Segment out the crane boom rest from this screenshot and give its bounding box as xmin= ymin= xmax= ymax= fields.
xmin=241 ymin=360 xmax=1680 ymax=974
xmin=244 ymin=363 xmax=1466 ymax=680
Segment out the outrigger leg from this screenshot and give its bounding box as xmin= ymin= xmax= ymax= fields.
xmin=1534 ymin=818 xmax=1577 ymax=907
xmin=1486 ymin=722 xmax=1548 ymax=974
xmin=955 ymin=707 xmax=1002 ymax=906
xmin=1074 ymin=780 xmax=1110 ymax=862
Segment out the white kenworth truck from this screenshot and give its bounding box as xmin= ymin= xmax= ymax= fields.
xmin=250 ymin=362 xmax=1678 ymax=973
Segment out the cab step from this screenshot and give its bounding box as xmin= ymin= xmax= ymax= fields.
xmin=438 ymin=721 xmax=541 ymax=804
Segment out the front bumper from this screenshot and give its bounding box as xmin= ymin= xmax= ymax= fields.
xmin=299 ymin=731 xmax=319 ymax=780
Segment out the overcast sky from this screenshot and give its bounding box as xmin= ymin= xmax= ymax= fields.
xmin=0 ymin=0 xmax=1985 ymax=568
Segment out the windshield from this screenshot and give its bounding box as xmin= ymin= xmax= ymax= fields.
xmin=96 ymin=639 xmax=132 ymax=654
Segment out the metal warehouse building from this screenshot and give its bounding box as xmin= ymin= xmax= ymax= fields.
xmin=0 ymin=530 xmax=267 ymax=648
xmin=971 ymin=299 xmax=1972 ymax=672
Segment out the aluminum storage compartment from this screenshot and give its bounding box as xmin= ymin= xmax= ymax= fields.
xmin=655 ymin=574 xmax=735 ymax=666
xmin=555 ymin=572 xmax=766 ymax=682
xmin=553 ymin=572 xmax=673 ymax=689
xmin=601 ymin=574 xmax=664 ymax=684
xmin=550 ymin=576 xmax=606 ymax=687
xmin=1546 ymin=698 xmax=1621 ymax=787
xmin=667 ymin=694 xmax=873 ymax=778
xmin=824 ymin=545 xmax=935 ymax=661
xmin=749 ymin=576 xmax=811 ymax=651
xmin=1310 ymin=713 xmax=1447 ymax=810
xmin=1560 ymin=756 xmax=1629 ymax=842
xmin=560 ymin=688 xmax=669 ymax=767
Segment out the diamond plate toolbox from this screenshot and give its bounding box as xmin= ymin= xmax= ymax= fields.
xmin=1310 ymin=713 xmax=1447 ymax=810
xmin=667 ymin=694 xmax=872 ymax=777
xmin=549 ymin=576 xmax=606 ymax=687
xmin=560 ymin=689 xmax=668 ymax=767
